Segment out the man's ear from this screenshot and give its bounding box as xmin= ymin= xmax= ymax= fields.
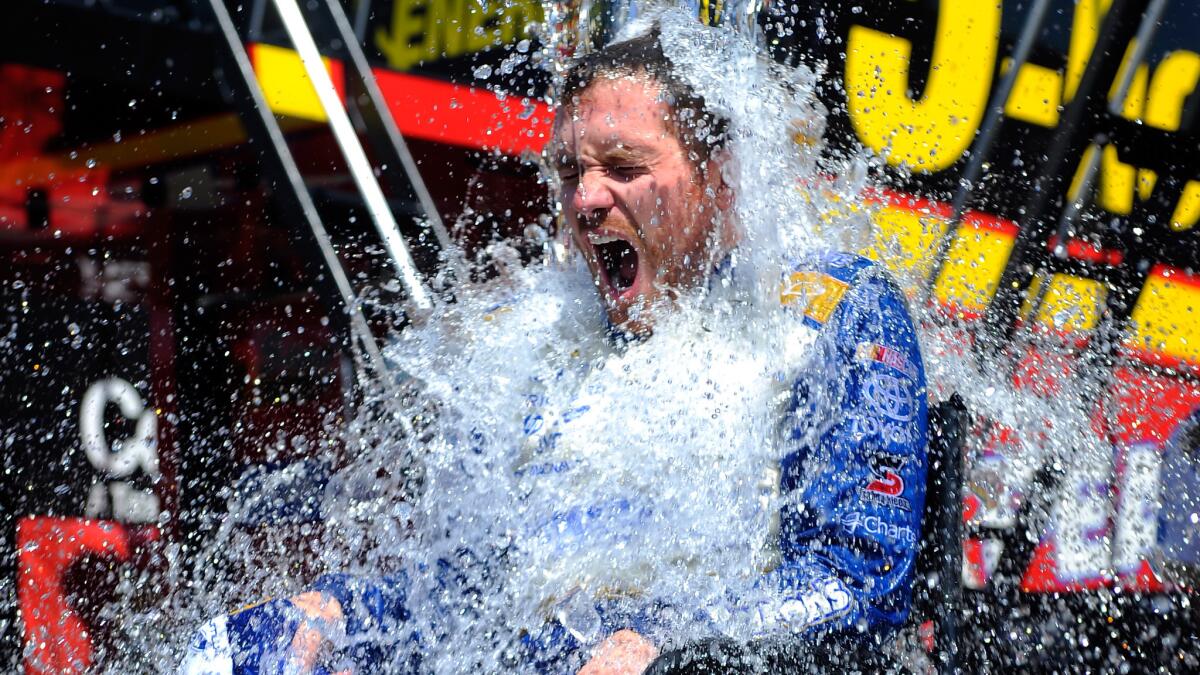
xmin=707 ymin=148 xmax=737 ymax=212
xmin=704 ymin=148 xmax=741 ymax=251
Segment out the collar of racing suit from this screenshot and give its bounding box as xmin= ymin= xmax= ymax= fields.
xmin=601 ymin=251 xmax=759 ymax=348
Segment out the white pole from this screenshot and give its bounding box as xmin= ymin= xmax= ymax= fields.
xmin=270 ymin=0 xmax=433 ymax=309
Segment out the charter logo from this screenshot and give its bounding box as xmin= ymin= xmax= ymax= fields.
xmin=841 ymin=511 xmax=917 ymax=545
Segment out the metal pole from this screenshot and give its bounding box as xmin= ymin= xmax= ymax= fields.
xmin=1050 ymin=142 xmax=1103 ymax=256
xmin=203 ymin=0 xmax=397 ymax=391
xmin=981 ymin=0 xmax=1152 ymax=343
xmin=270 ymin=0 xmax=433 ymax=309
xmin=932 ymin=394 xmax=967 ymax=675
xmin=995 ymin=0 xmax=1169 ymax=368
xmin=1109 ymin=0 xmax=1170 ymax=119
xmin=317 ymin=0 xmax=466 ymax=280
xmin=352 ymin=0 xmax=373 ymax=42
xmin=924 ymin=0 xmax=1053 ymax=301
xmin=1050 ymin=0 xmax=1170 ymax=249
xmin=248 ymin=0 xmax=268 ymax=41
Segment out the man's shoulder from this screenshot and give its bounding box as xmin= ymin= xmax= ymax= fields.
xmin=779 ymin=251 xmax=889 ymax=327
xmin=791 ymin=250 xmax=905 ymax=287
xmin=798 ymin=250 xmax=877 ymax=284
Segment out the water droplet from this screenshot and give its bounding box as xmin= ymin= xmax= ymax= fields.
xmin=473 ymin=64 xmax=493 ymax=79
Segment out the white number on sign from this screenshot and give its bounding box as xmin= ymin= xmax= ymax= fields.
xmin=79 ymin=377 xmax=161 ymax=523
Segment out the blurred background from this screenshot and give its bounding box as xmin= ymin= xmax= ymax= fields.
xmin=1 ymin=0 xmax=1199 ymax=671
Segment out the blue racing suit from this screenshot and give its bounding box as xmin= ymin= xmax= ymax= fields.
xmin=770 ymin=252 xmax=928 ymax=635
xmin=178 ymin=252 xmax=928 ymax=674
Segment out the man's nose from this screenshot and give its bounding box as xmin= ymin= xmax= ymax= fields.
xmin=573 ymin=171 xmax=615 ymax=226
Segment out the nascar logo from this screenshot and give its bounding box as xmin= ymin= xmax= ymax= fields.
xmin=855 ymin=341 xmax=917 ymax=380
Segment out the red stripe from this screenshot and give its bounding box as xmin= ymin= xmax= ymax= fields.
xmin=872 ymin=187 xmax=1020 ymax=237
xmin=1119 ymin=344 xmax=1200 ymax=378
xmin=1045 ymin=235 xmax=1124 ymax=265
xmin=875 ymin=188 xmax=951 ymax=219
xmin=1150 ymin=262 xmax=1200 ymax=290
xmin=247 ymin=43 xmax=552 ymax=155
xmin=960 ymin=209 xmax=1020 ymax=238
xmin=374 ymin=68 xmax=553 ymax=155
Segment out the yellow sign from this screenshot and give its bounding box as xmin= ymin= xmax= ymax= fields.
xmin=845 ymin=0 xmax=1001 ymax=174
xmin=251 ymin=43 xmax=341 ymax=122
xmin=843 ymin=0 xmax=1200 ymax=230
xmin=374 ymin=0 xmax=544 ymax=71
xmin=863 ymin=194 xmax=1200 ymax=365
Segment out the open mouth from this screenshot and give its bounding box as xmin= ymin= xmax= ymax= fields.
xmin=591 ymin=234 xmax=639 ymax=295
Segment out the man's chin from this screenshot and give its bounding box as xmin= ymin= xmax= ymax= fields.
xmin=611 ymin=318 xmax=654 ymax=338
xmin=605 ymin=302 xmax=656 ymax=338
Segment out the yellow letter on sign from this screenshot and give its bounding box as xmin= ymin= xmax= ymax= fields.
xmin=845 ymin=0 xmax=1001 ymax=173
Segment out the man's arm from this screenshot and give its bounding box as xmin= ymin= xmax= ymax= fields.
xmin=177 ymin=594 xmax=337 ymax=675
xmin=640 ymin=261 xmax=930 ymax=673
xmin=177 ymin=573 xmax=410 ymax=675
xmin=764 ymin=263 xmax=928 ymax=637
xmin=576 ymin=629 xmax=658 ymax=675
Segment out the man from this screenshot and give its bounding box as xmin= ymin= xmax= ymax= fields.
xmin=180 ymin=25 xmax=928 ymax=675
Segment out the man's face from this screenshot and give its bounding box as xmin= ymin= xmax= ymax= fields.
xmin=553 ymin=75 xmax=734 ymax=336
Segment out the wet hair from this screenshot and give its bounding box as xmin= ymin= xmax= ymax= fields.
xmin=560 ymin=28 xmax=730 ymax=169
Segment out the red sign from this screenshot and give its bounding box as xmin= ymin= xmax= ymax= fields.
xmin=17 ymin=517 xmax=160 ymax=674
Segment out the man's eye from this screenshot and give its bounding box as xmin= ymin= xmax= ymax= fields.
xmin=610 ymin=166 xmax=645 ymax=180
xmin=557 ymin=167 xmax=579 ymax=182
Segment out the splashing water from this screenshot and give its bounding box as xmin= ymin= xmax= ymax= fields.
xmin=300 ymin=7 xmax=856 ymax=670
xmin=8 ymin=0 xmax=1192 ymax=671
xmin=111 ymin=2 xmax=899 ymax=672
xmin=363 ymin=264 xmax=805 ymax=670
